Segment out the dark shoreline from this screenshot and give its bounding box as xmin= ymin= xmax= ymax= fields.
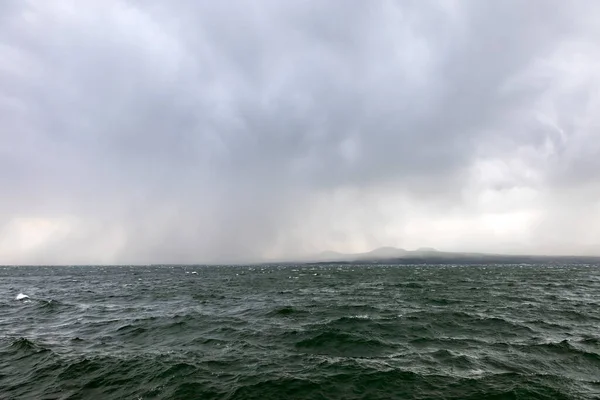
xmin=301 ymin=255 xmax=600 ymax=266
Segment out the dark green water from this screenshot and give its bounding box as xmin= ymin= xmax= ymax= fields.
xmin=1 ymin=264 xmax=600 ymax=399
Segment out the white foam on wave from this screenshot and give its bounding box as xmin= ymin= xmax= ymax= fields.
xmin=15 ymin=293 xmax=30 ymax=300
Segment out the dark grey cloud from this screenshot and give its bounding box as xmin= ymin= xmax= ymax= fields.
xmin=1 ymin=0 xmax=599 ymax=263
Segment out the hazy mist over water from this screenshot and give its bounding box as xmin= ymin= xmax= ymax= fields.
xmin=1 ymin=1 xmax=600 ymax=264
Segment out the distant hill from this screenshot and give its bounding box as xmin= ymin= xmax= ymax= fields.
xmin=294 ymin=247 xmax=600 ymax=265
xmin=357 ymin=246 xmax=408 ymax=259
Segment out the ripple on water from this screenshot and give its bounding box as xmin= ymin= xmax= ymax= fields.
xmin=0 ymin=264 xmax=599 ymax=399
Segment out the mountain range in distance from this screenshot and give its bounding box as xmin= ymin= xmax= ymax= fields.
xmin=275 ymin=246 xmax=600 ymax=265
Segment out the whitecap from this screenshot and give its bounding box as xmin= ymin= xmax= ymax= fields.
xmin=15 ymin=293 xmax=29 ymax=300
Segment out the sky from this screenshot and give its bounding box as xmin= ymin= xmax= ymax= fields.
xmin=1 ymin=0 xmax=599 ymax=264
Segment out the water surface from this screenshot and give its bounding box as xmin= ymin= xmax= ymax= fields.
xmin=1 ymin=264 xmax=599 ymax=399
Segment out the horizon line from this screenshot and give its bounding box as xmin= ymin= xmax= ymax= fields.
xmin=2 ymin=250 xmax=600 ymax=267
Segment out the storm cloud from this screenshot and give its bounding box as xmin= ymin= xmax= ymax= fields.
xmin=1 ymin=0 xmax=599 ymax=264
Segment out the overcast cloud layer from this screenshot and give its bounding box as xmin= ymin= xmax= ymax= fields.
xmin=1 ymin=0 xmax=599 ymax=264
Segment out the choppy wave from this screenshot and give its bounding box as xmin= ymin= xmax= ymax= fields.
xmin=1 ymin=264 xmax=600 ymax=399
